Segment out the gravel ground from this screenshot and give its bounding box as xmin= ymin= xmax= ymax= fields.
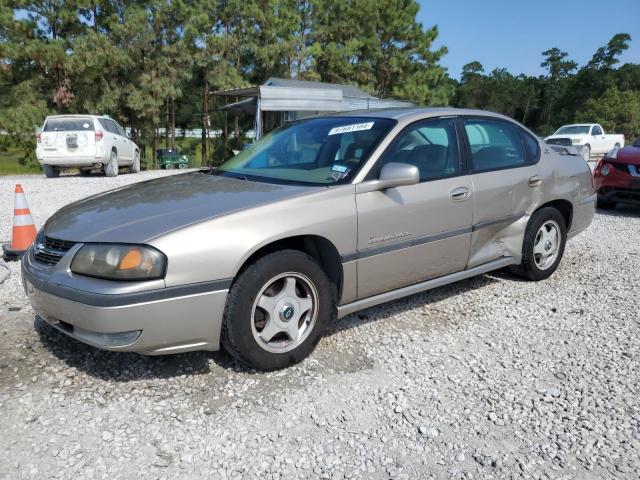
xmin=1 ymin=171 xmax=639 ymax=480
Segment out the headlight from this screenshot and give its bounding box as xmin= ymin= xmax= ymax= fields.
xmin=571 ymin=138 xmax=581 ymax=144
xmin=71 ymin=244 xmax=166 ymax=281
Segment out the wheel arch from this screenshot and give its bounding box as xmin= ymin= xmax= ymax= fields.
xmin=234 ymin=235 xmax=344 ymax=303
xmin=534 ymin=199 xmax=573 ymax=230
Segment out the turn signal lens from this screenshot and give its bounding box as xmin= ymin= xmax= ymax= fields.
xmin=119 ymin=249 xmax=143 ymax=270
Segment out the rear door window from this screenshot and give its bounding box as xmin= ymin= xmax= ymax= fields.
xmin=43 ymin=118 xmax=94 ymax=132
xmin=464 ymin=118 xmax=527 ymax=172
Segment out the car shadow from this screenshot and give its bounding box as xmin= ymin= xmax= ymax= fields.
xmin=326 ymin=273 xmax=499 ymax=337
xmin=596 ymin=205 xmax=640 ymax=218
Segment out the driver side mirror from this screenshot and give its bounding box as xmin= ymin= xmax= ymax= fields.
xmin=356 ymin=162 xmax=420 ymax=194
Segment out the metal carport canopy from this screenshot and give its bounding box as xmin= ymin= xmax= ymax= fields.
xmin=258 ymin=86 xmax=343 ymax=111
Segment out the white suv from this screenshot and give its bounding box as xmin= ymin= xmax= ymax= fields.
xmin=36 ymin=115 xmax=140 ymax=178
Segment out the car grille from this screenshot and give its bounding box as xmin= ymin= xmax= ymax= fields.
xmin=546 ymin=138 xmax=573 ymax=147
xmin=33 ymin=236 xmax=76 ymax=266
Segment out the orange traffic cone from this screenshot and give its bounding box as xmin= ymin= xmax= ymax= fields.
xmin=2 ymin=184 xmax=37 ymax=261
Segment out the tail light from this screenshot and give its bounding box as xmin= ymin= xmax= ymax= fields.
xmin=95 ymin=130 xmax=104 ymax=142
xmin=36 ymin=132 xmax=41 ymax=143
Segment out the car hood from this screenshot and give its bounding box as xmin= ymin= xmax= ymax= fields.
xmin=616 ymin=145 xmax=640 ymax=165
xmin=44 ymin=171 xmax=315 ymax=243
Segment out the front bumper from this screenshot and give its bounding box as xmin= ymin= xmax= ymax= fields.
xmin=21 ymin=247 xmax=230 ymax=355
xmin=594 ymin=167 xmax=640 ymax=205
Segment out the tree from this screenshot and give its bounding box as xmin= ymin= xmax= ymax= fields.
xmin=576 ymin=87 xmax=640 ymax=140
xmin=587 ymin=33 xmax=631 ymax=70
xmin=539 ymin=48 xmax=577 ymax=132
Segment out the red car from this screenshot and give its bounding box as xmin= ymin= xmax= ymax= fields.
xmin=593 ymin=138 xmax=640 ymax=209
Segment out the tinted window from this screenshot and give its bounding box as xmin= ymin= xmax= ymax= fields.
xmin=374 ymin=118 xmax=460 ymax=182
xmin=43 ymin=117 xmax=94 ymax=132
xmin=98 ymin=118 xmax=117 ymax=134
xmin=114 ymin=122 xmax=126 ymax=137
xmin=217 ymin=117 xmax=396 ymax=185
xmin=464 ymin=119 xmax=526 ymax=172
xmin=592 ymin=126 xmax=603 ymax=135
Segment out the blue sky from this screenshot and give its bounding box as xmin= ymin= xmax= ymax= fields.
xmin=417 ymin=0 xmax=640 ymax=79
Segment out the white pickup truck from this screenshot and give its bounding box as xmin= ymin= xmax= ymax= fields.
xmin=545 ymin=124 xmax=624 ymax=161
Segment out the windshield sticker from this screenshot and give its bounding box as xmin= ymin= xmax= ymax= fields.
xmin=82 ymin=123 xmax=90 ymax=129
xmin=328 ymin=122 xmax=374 ymax=136
xmin=331 ymin=164 xmax=348 ymax=173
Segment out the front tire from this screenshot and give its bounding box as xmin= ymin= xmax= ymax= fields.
xmin=581 ymin=144 xmax=591 ymax=161
xmin=104 ymin=150 xmax=119 ymax=177
xmin=510 ymin=207 xmax=567 ymax=281
xmin=43 ymin=165 xmax=59 ymax=178
xmin=221 ymin=250 xmax=335 ymax=370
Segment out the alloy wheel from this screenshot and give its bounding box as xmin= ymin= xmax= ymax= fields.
xmin=251 ymin=272 xmax=318 ymax=353
xmin=533 ymin=220 xmax=560 ymax=270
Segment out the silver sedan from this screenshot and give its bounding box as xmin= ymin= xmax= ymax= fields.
xmin=22 ymin=108 xmax=596 ymax=370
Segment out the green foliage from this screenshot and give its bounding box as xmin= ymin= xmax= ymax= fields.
xmin=454 ymin=34 xmax=639 ymax=138
xmin=576 ymin=87 xmax=640 ymax=140
xmin=0 ymin=1 xmax=638 ymax=176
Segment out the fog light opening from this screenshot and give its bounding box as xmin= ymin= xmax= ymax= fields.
xmin=73 ymin=327 xmax=141 ymax=348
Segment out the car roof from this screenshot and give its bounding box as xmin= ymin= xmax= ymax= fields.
xmin=45 ymin=115 xmax=110 ymax=119
xmin=322 ymin=107 xmax=517 ymax=122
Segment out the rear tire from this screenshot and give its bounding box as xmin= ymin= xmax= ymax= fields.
xmin=597 ymin=197 xmax=617 ymax=210
xmin=221 ymin=250 xmax=335 ymax=370
xmin=104 ymin=150 xmax=119 ymax=177
xmin=43 ymin=165 xmax=59 ymax=178
xmin=510 ymin=207 xmax=567 ymax=281
xmin=130 ymin=151 xmax=140 ymax=173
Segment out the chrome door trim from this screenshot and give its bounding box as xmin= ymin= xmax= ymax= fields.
xmin=337 ymin=256 xmax=517 ymax=317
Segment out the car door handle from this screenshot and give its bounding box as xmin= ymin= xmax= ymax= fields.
xmin=450 ymin=187 xmax=471 ymax=201
xmin=528 ymin=175 xmax=542 ymax=187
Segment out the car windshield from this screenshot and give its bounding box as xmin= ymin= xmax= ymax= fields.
xmin=215 ymin=117 xmax=396 ymax=185
xmin=43 ymin=117 xmax=94 ymax=132
xmin=554 ymin=125 xmax=590 ymax=135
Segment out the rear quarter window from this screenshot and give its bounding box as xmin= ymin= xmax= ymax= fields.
xmin=43 ymin=118 xmax=95 ymax=132
xmin=520 ymin=129 xmax=541 ymax=164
